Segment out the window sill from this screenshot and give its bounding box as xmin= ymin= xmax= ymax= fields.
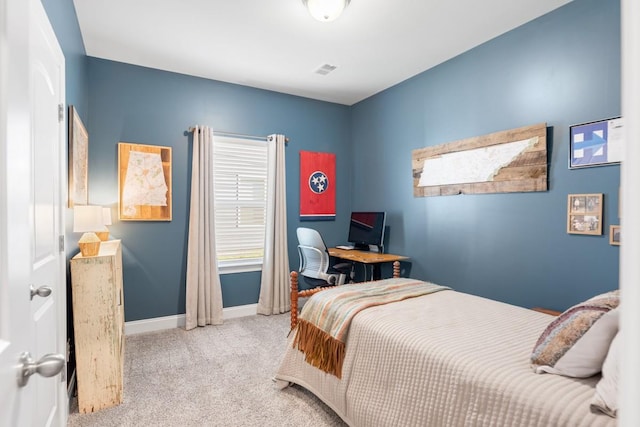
xmin=218 ymin=260 xmax=263 ymax=275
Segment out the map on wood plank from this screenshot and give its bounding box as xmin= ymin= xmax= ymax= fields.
xmin=412 ymin=123 xmax=547 ymax=197
xmin=118 ymin=142 xmax=173 ymax=221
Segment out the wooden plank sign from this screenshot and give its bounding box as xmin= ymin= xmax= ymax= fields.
xmin=412 ymin=123 xmax=547 ymax=197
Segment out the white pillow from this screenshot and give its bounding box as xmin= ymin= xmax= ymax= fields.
xmin=531 ymin=290 xmax=619 ymax=378
xmin=590 ymin=332 xmax=619 ymax=417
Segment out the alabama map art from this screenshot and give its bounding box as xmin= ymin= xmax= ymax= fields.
xmin=118 ymin=142 xmax=172 ymax=221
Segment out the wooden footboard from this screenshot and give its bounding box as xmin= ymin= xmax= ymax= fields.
xmin=290 ymin=260 xmax=401 ymax=331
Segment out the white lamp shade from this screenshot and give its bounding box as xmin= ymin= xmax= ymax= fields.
xmin=304 ymin=0 xmax=350 ymax=22
xmin=73 ymin=205 xmax=105 ymax=232
xmin=102 ymin=207 xmax=112 ymax=226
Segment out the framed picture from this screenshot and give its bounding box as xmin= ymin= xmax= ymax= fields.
xmin=610 ymin=225 xmax=620 ymax=246
xmin=68 ymin=105 xmax=88 ymax=207
xmin=299 ymin=150 xmax=336 ymax=221
xmin=567 ymin=193 xmax=603 ymax=235
xmin=118 ymin=142 xmax=172 ymax=221
xmin=569 ymin=117 xmax=623 ymax=169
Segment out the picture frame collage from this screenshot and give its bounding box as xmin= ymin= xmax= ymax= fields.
xmin=567 ymin=193 xmax=603 ymax=236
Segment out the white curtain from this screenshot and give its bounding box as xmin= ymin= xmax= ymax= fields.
xmin=185 ymin=125 xmax=223 ymax=329
xmin=257 ymin=134 xmax=291 ymax=315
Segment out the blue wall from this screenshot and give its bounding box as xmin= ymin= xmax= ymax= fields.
xmin=351 ymin=0 xmax=620 ymax=311
xmin=45 ymin=0 xmax=621 ymax=321
xmin=86 ymin=59 xmax=351 ymax=320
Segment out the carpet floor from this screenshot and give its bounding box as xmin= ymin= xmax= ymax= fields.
xmin=67 ymin=313 xmax=346 ymax=427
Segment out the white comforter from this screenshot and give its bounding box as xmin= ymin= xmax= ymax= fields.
xmin=275 ymin=289 xmax=615 ymax=427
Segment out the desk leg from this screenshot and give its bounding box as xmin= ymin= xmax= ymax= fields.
xmin=373 ymin=261 xmax=401 ymax=280
xmin=372 ymin=264 xmax=382 ymax=281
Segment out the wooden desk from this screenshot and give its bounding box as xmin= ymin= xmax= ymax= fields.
xmin=328 ymin=248 xmax=409 ymax=280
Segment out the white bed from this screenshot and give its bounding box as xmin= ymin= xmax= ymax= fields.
xmin=275 ymin=282 xmax=615 ymax=427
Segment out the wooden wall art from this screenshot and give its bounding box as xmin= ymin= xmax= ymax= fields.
xmin=68 ymin=105 xmax=88 ymax=207
xmin=118 ymin=142 xmax=172 ymax=221
xmin=412 ymin=123 xmax=547 ymax=197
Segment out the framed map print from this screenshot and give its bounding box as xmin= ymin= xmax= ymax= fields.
xmin=118 ymin=142 xmax=172 ymax=221
xmin=68 ymin=105 xmax=88 ymax=207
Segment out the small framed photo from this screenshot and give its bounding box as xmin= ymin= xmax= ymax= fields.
xmin=609 ymin=225 xmax=620 ymax=246
xmin=567 ymin=193 xmax=603 ymax=235
xmin=569 ymin=117 xmax=623 ymax=169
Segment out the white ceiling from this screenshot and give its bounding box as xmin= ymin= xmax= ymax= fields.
xmin=74 ymin=0 xmax=572 ymax=106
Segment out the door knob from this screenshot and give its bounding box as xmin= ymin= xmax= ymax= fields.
xmin=30 ymin=284 xmax=52 ymax=300
xmin=17 ymin=352 xmax=65 ymax=387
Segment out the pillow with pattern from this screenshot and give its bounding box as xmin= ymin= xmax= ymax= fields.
xmin=530 ymin=290 xmax=619 ymax=378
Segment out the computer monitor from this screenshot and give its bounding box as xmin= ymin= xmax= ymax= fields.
xmin=347 ymin=212 xmax=386 ymax=250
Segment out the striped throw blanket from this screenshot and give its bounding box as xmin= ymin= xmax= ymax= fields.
xmin=293 ymin=278 xmax=450 ymax=378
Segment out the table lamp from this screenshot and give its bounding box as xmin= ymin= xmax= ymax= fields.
xmin=95 ymin=207 xmax=112 ymax=241
xmin=73 ymin=205 xmax=104 ymax=257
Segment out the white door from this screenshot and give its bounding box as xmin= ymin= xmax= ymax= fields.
xmin=29 ymin=0 xmax=67 ymax=425
xmin=0 ymin=0 xmax=67 ymax=425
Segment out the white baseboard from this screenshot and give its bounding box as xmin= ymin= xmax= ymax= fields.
xmin=124 ymin=303 xmax=258 ymax=335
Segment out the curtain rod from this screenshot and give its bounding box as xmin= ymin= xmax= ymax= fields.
xmin=188 ymin=127 xmax=289 ymax=143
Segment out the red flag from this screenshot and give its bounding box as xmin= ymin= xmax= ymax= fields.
xmin=300 ymin=151 xmax=336 ymax=221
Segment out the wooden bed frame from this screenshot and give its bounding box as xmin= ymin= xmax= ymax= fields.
xmin=290 ymin=261 xmax=401 ymax=330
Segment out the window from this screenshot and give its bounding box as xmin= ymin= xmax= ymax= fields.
xmin=213 ymin=136 xmax=268 ymax=273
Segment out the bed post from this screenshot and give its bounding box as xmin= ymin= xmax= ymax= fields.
xmin=290 ymin=271 xmax=299 ymax=332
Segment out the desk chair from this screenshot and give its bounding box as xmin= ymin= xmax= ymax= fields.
xmin=296 ymin=227 xmax=352 ymax=288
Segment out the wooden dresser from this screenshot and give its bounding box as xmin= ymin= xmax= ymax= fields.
xmin=70 ymin=239 xmax=124 ymax=413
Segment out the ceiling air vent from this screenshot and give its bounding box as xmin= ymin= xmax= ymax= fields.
xmin=315 ymin=64 xmax=337 ymax=76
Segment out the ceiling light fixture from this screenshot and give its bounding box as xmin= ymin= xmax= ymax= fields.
xmin=303 ymin=0 xmax=351 ymax=22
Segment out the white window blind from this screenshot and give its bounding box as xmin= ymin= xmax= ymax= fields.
xmin=213 ymin=136 xmax=268 ymax=272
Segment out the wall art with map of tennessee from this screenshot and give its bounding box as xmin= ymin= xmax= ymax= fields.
xmin=412 ymin=123 xmax=547 ymax=197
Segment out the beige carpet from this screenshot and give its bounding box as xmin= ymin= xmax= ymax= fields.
xmin=67 ymin=313 xmax=346 ymax=427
